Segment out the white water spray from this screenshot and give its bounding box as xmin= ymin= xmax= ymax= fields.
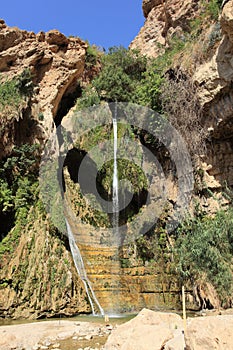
xmin=65 ymin=219 xmax=104 ymax=316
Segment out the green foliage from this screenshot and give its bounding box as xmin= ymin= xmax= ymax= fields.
xmin=94 ymin=64 xmax=132 ymax=102
xmin=175 ymin=208 xmax=233 ymax=301
xmin=0 ymin=69 xmax=33 ymax=118
xmin=98 ymin=158 xmax=147 ymax=195
xmin=0 ymin=226 xmax=21 ymax=255
xmin=75 ymin=45 xmax=165 ymax=112
xmin=0 ymin=78 xmax=22 ymax=112
xmin=120 ymin=258 xmax=131 ymax=268
xmin=85 ymin=43 xmax=101 ymax=67
xmin=154 ymin=37 xmax=186 ymax=72
xmin=204 ymin=0 xmax=221 ymax=20
xmin=1 ymin=143 xmax=39 ymax=186
xmin=93 ymin=46 xmax=147 ymax=102
xmin=0 ymin=143 xmax=40 ymax=256
xmin=75 ymin=86 xmax=100 ymax=110
xmin=0 ymin=179 xmax=13 ymax=213
xmin=134 ymin=63 xmax=164 ymax=111
xmin=40 ymin=160 xmax=66 ymax=234
xmin=15 ymin=68 xmax=34 ymax=97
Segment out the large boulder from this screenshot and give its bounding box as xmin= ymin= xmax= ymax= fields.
xmin=104 ymin=309 xmax=233 ymax=350
xmin=185 ymin=314 xmax=233 ymax=349
xmin=104 ymin=308 xmax=184 ymax=350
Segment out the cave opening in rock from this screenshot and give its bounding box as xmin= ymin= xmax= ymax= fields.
xmin=54 ymin=82 xmax=82 ymax=127
xmin=63 ymin=147 xmax=149 ymax=227
xmin=0 ymin=211 xmax=15 ymax=242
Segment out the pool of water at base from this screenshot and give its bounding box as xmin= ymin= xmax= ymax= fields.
xmin=0 ymin=312 xmax=136 ymax=326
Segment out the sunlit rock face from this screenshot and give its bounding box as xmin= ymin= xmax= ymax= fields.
xmin=0 ymin=20 xmax=87 ymax=159
xmin=130 ymin=0 xmax=201 ymax=58
xmin=193 ymin=1 xmax=233 ymax=190
xmin=132 ymin=0 xmax=233 ymax=195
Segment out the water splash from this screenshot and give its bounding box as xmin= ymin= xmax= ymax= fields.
xmin=65 ymin=219 xmax=104 ymax=316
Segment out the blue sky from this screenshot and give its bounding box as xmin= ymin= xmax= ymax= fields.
xmin=1 ymin=0 xmax=145 ymax=49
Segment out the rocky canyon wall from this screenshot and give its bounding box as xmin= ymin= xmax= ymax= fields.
xmin=0 ymin=19 xmax=87 ymax=159
xmin=0 ymin=21 xmax=92 ymax=319
xmin=131 ymin=0 xmax=201 ymax=57
xmin=132 ymin=0 xmax=233 ymax=199
xmin=1 ymin=0 xmax=233 ymax=319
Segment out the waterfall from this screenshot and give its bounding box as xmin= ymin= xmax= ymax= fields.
xmin=112 ymin=112 xmax=119 ymax=237
xmin=65 ymin=219 xmax=104 ymax=316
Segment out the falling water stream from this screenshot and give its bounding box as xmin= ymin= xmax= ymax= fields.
xmin=65 ymin=219 xmax=104 ymax=316
xmin=65 ymin=110 xmax=120 ymax=316
xmin=112 ymin=111 xmax=119 ymax=237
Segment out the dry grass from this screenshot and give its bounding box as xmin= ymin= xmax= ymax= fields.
xmin=161 ymin=69 xmax=208 ymax=158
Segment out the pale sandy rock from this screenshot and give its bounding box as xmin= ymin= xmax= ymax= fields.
xmin=143 ymin=0 xmax=163 ymax=17
xmin=193 ymin=35 xmax=233 ymax=107
xmin=221 ymin=0 xmax=233 ymax=42
xmin=0 ymin=321 xmax=103 ymax=350
xmin=185 ymin=315 xmax=233 ymax=349
xmin=194 ymin=1 xmax=233 ymax=112
xmin=164 ymin=334 xmax=185 ymax=350
xmin=36 ymin=30 xmax=45 ymax=42
xmin=105 ymin=310 xmax=233 ymax=350
xmin=0 ymin=22 xmax=87 ymax=118
xmin=131 ymin=0 xmax=200 ymax=58
xmin=45 ymin=29 xmax=69 ymax=47
xmin=104 ymin=309 xmax=183 ymax=350
xmin=0 ymin=21 xmax=87 ymax=159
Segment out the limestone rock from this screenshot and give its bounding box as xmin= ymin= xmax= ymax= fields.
xmin=221 ymin=0 xmax=233 ymax=43
xmin=0 ymin=206 xmax=90 ymax=319
xmin=104 ymin=309 xmax=233 ymax=350
xmin=0 ymin=21 xmax=87 ymax=159
xmin=104 ymin=308 xmax=183 ymax=350
xmin=45 ymin=29 xmax=69 ymax=47
xmin=131 ymin=0 xmax=200 ymax=57
xmin=185 ymin=315 xmax=233 ymax=349
xmin=142 ymin=0 xmax=163 ymax=18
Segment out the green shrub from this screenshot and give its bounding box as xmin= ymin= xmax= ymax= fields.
xmin=15 ymin=68 xmax=34 ymax=97
xmin=0 ymin=78 xmax=22 ymax=112
xmin=175 ymin=208 xmax=233 ymax=301
xmin=204 ymin=0 xmax=221 ymax=20
xmin=85 ymin=43 xmax=100 ymax=67
xmin=92 ymin=46 xmax=147 ymax=102
xmin=75 ymin=86 xmax=100 ymax=110
xmin=0 ymin=69 xmax=33 ymax=118
xmin=0 ymin=143 xmax=40 ymax=256
xmin=134 ymin=63 xmax=164 ymax=111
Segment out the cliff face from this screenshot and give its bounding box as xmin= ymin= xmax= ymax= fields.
xmin=1 ymin=0 xmax=233 ymax=319
xmin=0 ymin=21 xmax=92 ymax=319
xmin=0 ymin=20 xmax=87 ymax=159
xmin=131 ymin=0 xmax=233 ymax=192
xmin=0 ymin=206 xmax=90 ymax=319
xmin=131 ymin=0 xmax=201 ymax=57
xmin=130 ymin=0 xmax=233 ymax=309
xmin=192 ymin=2 xmax=233 ymax=190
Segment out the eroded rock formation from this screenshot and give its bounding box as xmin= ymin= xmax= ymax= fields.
xmin=0 ymin=207 xmax=90 ymax=319
xmin=131 ymin=0 xmax=233 ymax=192
xmin=105 ymin=308 xmax=233 ymax=350
xmin=0 ymin=20 xmax=87 ymax=159
xmin=130 ymin=0 xmax=201 ymax=57
xmin=0 ymin=20 xmax=91 ymax=319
